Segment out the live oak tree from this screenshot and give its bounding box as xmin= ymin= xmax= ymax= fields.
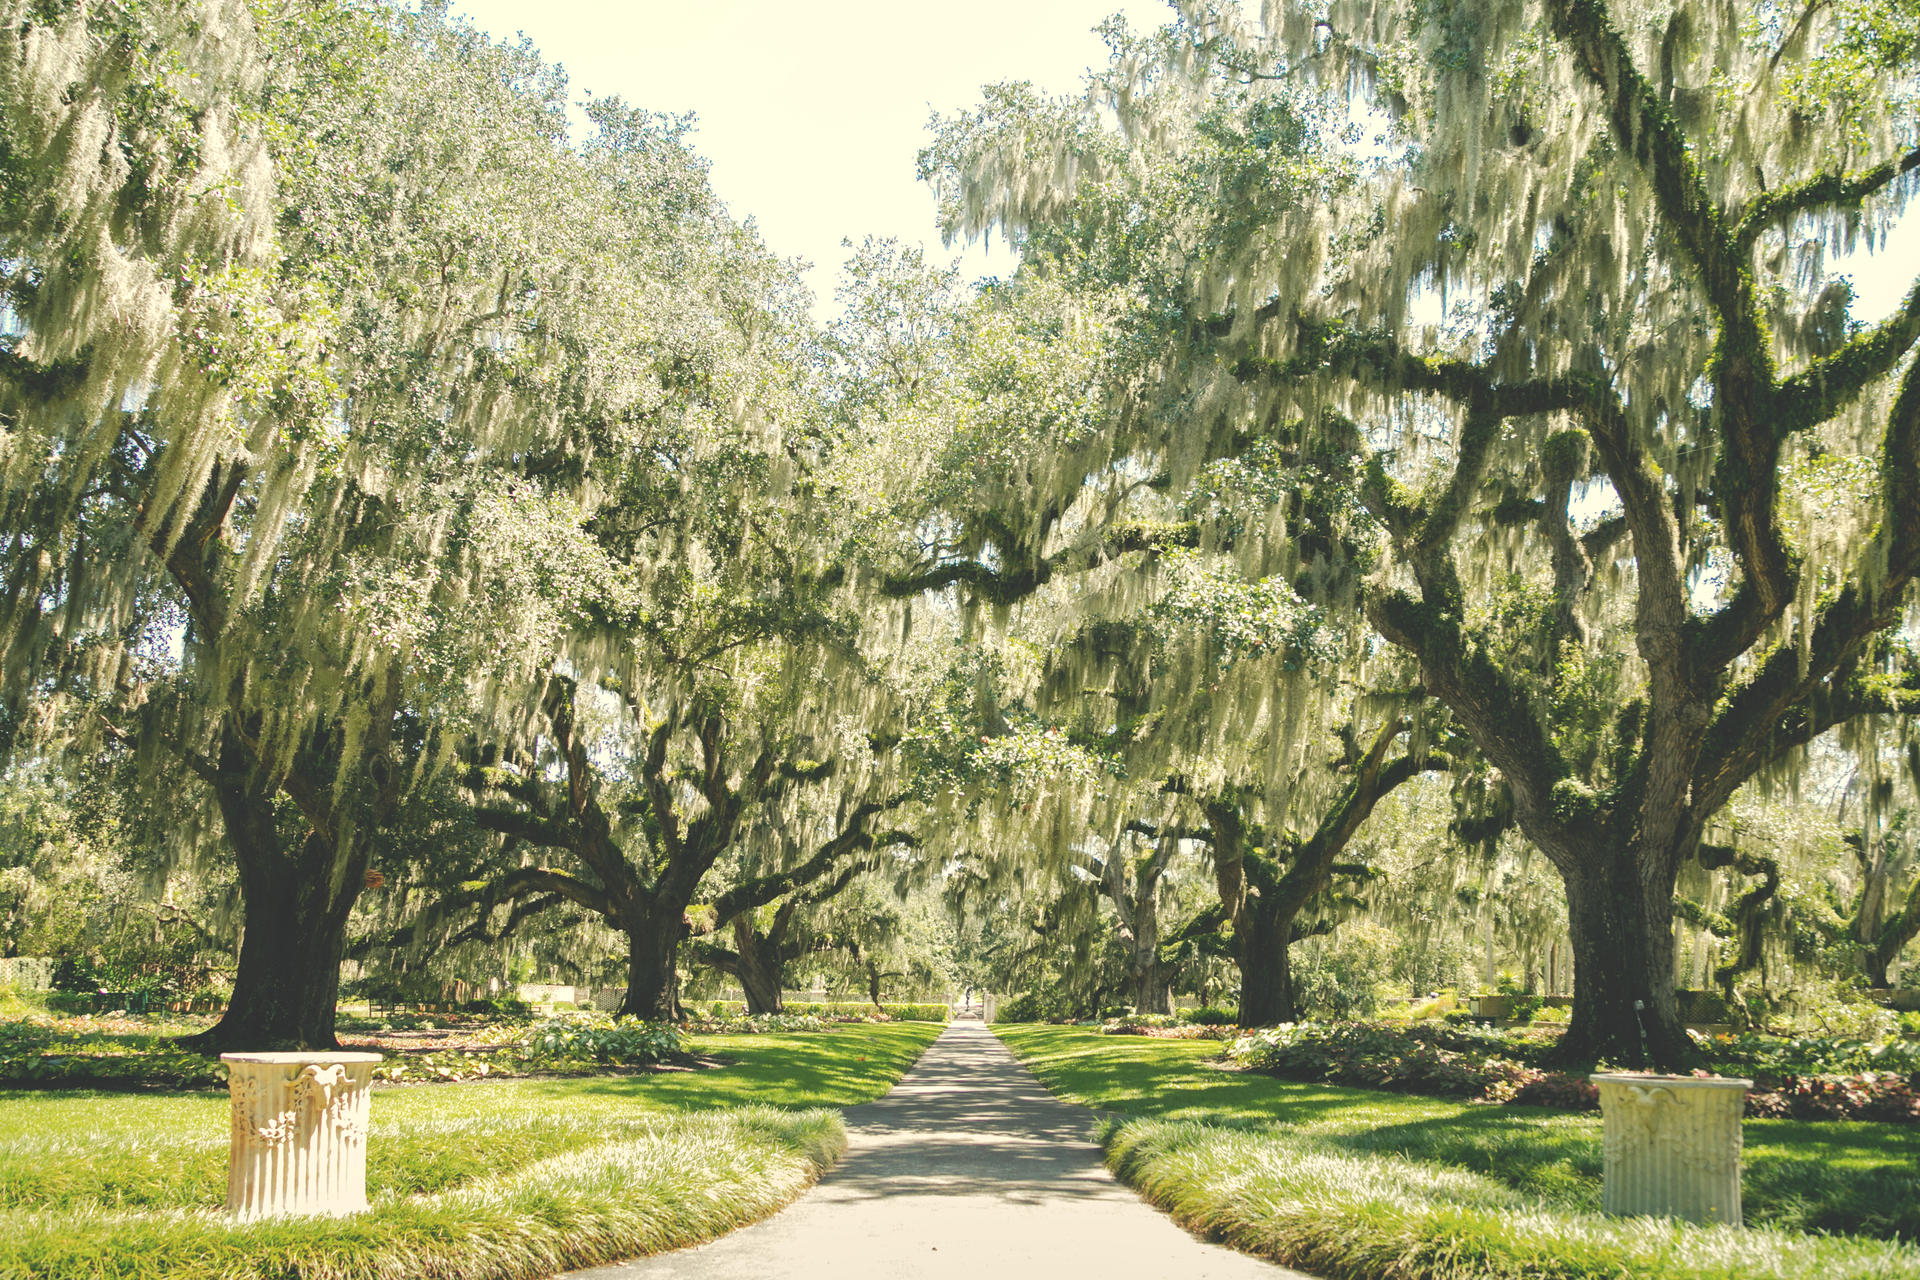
xmin=1836 ymin=722 xmax=1920 ymax=987
xmin=921 ymin=0 xmax=1920 ymax=1064
xmin=1 ymin=2 xmax=810 ymax=1047
xmin=1191 ymin=714 xmax=1452 ymax=1023
xmin=822 ymin=231 xmax=1463 ymax=1024
xmin=455 ymin=677 xmax=793 ymax=1020
xmin=446 ymin=506 xmax=921 ymax=1021
xmin=690 ymin=866 xmax=920 ymax=1013
xmin=1067 ymin=826 xmax=1192 ymax=1014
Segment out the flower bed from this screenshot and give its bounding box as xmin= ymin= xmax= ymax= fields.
xmin=1744 ymin=1072 xmax=1920 ymax=1123
xmin=1102 ymin=1014 xmax=1238 ymax=1040
xmin=681 ymin=1012 xmax=832 ymax=1035
xmin=0 ymin=1010 xmax=686 ymax=1089
xmin=691 ymin=1001 xmax=949 ymax=1023
xmin=369 ymin=1016 xmax=685 ymax=1083
xmin=1224 ymin=1021 xmax=1920 ymax=1121
xmin=0 ymin=1014 xmax=228 ymax=1089
xmin=1224 ymin=1021 xmax=1586 ymax=1106
xmin=1695 ymin=1030 xmax=1920 ymax=1077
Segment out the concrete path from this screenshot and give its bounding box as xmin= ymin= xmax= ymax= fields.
xmin=567 ymin=1019 xmax=1307 ymax=1280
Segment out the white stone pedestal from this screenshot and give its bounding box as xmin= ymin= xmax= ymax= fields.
xmin=222 ymin=1051 xmax=382 ymax=1219
xmin=1591 ymin=1072 xmax=1751 ymax=1226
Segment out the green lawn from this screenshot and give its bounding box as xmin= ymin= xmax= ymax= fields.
xmin=0 ymin=1021 xmax=944 ymax=1280
xmin=995 ymin=1024 xmax=1920 ymax=1241
xmin=0 ymin=1021 xmax=942 ymax=1212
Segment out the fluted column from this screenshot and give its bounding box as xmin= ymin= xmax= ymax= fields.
xmin=1591 ymin=1072 xmax=1750 ymax=1226
xmin=223 ymin=1051 xmax=382 ymax=1219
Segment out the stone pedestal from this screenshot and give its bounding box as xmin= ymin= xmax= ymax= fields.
xmin=222 ymin=1051 xmax=382 ymax=1219
xmin=1591 ymin=1072 xmax=1751 ymax=1226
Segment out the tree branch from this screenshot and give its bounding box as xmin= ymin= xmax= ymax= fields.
xmin=1736 ymin=147 xmax=1920 ymax=254
xmin=1775 ymin=279 xmax=1920 ymax=438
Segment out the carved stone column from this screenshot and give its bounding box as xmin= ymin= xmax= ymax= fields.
xmin=1591 ymin=1072 xmax=1751 ymax=1226
xmin=222 ymin=1051 xmax=382 ymax=1219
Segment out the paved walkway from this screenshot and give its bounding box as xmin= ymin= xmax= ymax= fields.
xmin=568 ymin=1019 xmax=1306 ymax=1279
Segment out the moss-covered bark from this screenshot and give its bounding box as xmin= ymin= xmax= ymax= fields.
xmin=1202 ymin=720 xmax=1449 ymax=1026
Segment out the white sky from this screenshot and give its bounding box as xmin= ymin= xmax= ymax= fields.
xmin=450 ymin=0 xmax=1172 ymax=321
xmin=451 ymin=0 xmax=1918 ymax=328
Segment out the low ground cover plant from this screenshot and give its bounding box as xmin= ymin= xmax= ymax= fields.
xmin=1104 ymin=1117 xmax=1920 ymax=1280
xmin=0 ymin=1021 xmax=944 ymax=1279
xmin=1101 ymin=1013 xmax=1238 ymax=1040
xmin=1702 ymin=1031 xmax=1920 ymax=1077
xmin=515 ymin=1015 xmax=684 ymax=1066
xmin=0 ymin=1014 xmax=230 ymax=1089
xmin=1745 ymin=1072 xmax=1920 ymax=1123
xmin=3 ymin=1107 xmax=845 ymax=1280
xmin=0 ymin=1008 xmax=692 ymax=1088
xmin=1225 ymin=1021 xmax=1598 ymax=1108
xmin=368 ymin=1014 xmax=688 ymax=1084
xmin=996 ymin=1023 xmax=1920 ymax=1241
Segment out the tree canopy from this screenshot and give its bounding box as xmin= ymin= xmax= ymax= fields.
xmin=1 ymin=0 xmax=1917 ymax=1063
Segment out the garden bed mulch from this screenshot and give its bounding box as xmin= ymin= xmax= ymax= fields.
xmin=368 ymin=1052 xmax=733 ymax=1087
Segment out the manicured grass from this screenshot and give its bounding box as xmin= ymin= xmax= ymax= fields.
xmin=1 ymin=1021 xmax=942 ymax=1213
xmin=995 ymin=1024 xmax=1920 ymax=1241
xmin=0 ymin=1021 xmax=942 ymax=1279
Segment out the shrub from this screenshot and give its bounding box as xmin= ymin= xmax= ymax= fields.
xmin=998 ymin=987 xmax=1078 ymax=1023
xmin=1226 ymin=1022 xmax=1578 ymax=1107
xmin=879 ymin=1003 xmax=951 ymax=1022
xmin=516 ymin=1016 xmax=683 ymax=1066
xmin=1185 ymin=1005 xmax=1239 ymax=1026
xmin=1507 ymin=993 xmax=1547 ymax=1023
xmin=1293 ymin=920 xmax=1395 ymax=1019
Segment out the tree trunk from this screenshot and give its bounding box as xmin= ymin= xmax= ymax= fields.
xmin=180 ymin=733 xmax=366 ymax=1053
xmin=731 ymin=916 xmax=785 ymax=1014
xmin=1552 ymin=848 xmax=1691 ymax=1067
xmin=1236 ymin=888 xmax=1297 ymax=1027
xmin=618 ymin=910 xmax=683 ymax=1021
xmin=1132 ymin=947 xmax=1173 ymax=1016
xmin=1127 ymin=859 xmax=1173 ymax=1015
xmin=201 ymin=846 xmax=354 ymax=1050
xmin=1856 ymin=829 xmax=1894 ymax=987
